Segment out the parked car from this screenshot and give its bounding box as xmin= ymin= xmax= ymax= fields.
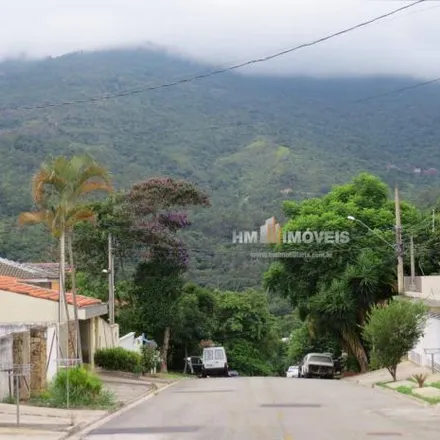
xmin=299 ymin=353 xmax=334 ymax=379
xmin=200 ymin=346 xmax=229 ymax=378
xmin=286 ymin=365 xmax=299 ymax=378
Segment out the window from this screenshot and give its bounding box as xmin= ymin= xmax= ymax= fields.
xmin=204 ymin=350 xmax=213 ymax=361
xmin=214 ymin=349 xmax=224 ymax=360
xmin=309 ymin=355 xmax=332 ymax=363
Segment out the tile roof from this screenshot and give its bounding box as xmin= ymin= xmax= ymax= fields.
xmin=0 ymin=276 xmax=101 ymax=308
xmin=0 ymin=257 xmax=54 ymax=279
xmin=26 ymin=262 xmax=71 ymax=278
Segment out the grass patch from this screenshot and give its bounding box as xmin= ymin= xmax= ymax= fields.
xmin=2 ymin=395 xmax=16 ymax=404
xmin=395 ymin=386 xmax=413 ymax=395
xmin=379 ymin=380 xmax=440 ymax=405
xmin=423 ymin=396 xmax=440 ymax=404
xmin=28 ymin=366 xmax=117 ymax=410
xmin=148 ymin=372 xmax=191 ymax=380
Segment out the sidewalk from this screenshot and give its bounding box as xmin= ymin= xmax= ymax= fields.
xmin=343 ymin=360 xmax=434 ymax=387
xmin=0 ymin=372 xmax=164 ymax=439
xmin=344 ymin=360 xmax=440 ymax=406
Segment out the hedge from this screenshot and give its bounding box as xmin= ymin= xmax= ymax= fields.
xmin=94 ymin=347 xmax=142 ymax=373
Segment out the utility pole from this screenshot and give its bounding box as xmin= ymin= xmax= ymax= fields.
xmin=433 ymin=209 xmax=435 ymax=233
xmin=108 ymin=233 xmax=115 ymax=326
xmin=410 ymin=235 xmax=415 ymax=290
xmin=395 ymin=185 xmax=404 ymax=295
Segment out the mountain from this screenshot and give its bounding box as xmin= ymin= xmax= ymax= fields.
xmin=1 ymin=48 xmax=440 ymax=288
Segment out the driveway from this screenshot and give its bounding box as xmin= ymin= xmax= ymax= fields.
xmin=81 ymin=376 xmax=440 ymax=439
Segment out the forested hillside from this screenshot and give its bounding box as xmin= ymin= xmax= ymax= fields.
xmin=1 ymin=48 xmax=440 ymax=288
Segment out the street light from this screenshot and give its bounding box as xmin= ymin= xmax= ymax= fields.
xmin=347 ymin=216 xmax=396 ymax=250
xmin=347 ymin=215 xmax=404 ymax=295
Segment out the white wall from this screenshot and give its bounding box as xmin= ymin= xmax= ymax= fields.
xmin=119 ymin=332 xmax=142 ymax=353
xmin=46 ymin=326 xmax=58 ymax=382
xmin=404 ymin=276 xmax=440 ymax=301
xmin=410 ymin=313 xmax=440 ymax=371
xmin=0 ymin=290 xmax=76 ymax=323
xmin=0 ymin=334 xmax=13 ymax=400
xmin=96 ymin=318 xmax=119 ymax=351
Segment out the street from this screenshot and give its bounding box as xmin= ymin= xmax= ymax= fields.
xmin=83 ymin=377 xmax=440 ymax=440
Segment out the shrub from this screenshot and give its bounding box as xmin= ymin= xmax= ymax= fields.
xmin=413 ymin=373 xmax=428 ymax=388
xmin=32 ymin=366 xmax=115 ymax=408
xmin=54 ymin=366 xmax=102 ymax=399
xmin=141 ymin=346 xmax=161 ymax=373
xmin=94 ymin=347 xmax=142 ymax=373
xmin=226 ymin=340 xmax=275 ymax=376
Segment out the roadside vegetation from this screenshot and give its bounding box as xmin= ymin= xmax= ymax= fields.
xmin=14 ymin=154 xmax=440 ymax=382
xmin=362 ymin=299 xmax=429 ymax=381
xmin=29 ymin=366 xmax=116 ymax=409
xmin=378 ymin=380 xmax=440 ymax=405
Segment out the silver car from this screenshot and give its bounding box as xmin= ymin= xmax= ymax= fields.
xmin=299 ymin=353 xmax=334 ymax=379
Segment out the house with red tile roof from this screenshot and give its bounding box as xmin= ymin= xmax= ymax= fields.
xmin=0 ymin=257 xmax=70 ymax=291
xmin=0 ymin=275 xmax=119 ymax=377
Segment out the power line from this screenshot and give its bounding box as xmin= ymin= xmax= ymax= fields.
xmin=1 ymin=0 xmax=427 ymax=113
xmin=353 ymin=77 xmax=440 ymax=103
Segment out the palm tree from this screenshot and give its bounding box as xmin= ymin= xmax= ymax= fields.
xmin=18 ymin=207 xmax=74 ymax=359
xmin=20 ymin=154 xmax=113 ymax=361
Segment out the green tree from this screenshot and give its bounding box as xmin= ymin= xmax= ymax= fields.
xmin=73 ymin=193 xmax=138 ymax=278
xmin=287 ymin=320 xmax=339 ymax=365
xmin=212 ymin=289 xmax=282 ymax=376
xmin=362 ymin=299 xmax=428 ymax=381
xmin=19 ymin=154 xmax=112 ymax=359
xmin=174 ymin=283 xmax=217 ymax=366
xmin=264 ymin=173 xmax=420 ymax=372
xmin=127 ymin=177 xmax=210 ymax=372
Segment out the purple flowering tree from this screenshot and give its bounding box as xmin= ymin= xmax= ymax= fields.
xmin=126 ymin=177 xmax=210 ymax=372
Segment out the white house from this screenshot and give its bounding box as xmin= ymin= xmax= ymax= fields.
xmin=403 ymin=276 xmax=440 ymax=372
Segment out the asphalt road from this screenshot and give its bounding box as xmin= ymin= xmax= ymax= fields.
xmin=83 ymin=376 xmax=440 ymax=440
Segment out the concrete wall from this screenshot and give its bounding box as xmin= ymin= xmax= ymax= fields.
xmin=46 ymin=326 xmax=57 ymax=382
xmin=12 ymin=332 xmax=31 ymax=400
xmin=96 ymin=318 xmax=119 ymax=351
xmin=87 ymin=318 xmax=119 ymax=367
xmin=0 ymin=289 xmax=76 ymax=323
xmin=119 ymin=332 xmax=141 ymax=353
xmin=404 ymin=276 xmax=440 ymax=301
xmin=409 ymin=312 xmax=440 ymax=372
xmin=30 ymin=328 xmax=47 ymax=394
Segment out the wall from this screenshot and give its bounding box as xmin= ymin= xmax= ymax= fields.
xmin=119 ymin=332 xmax=141 ymax=353
xmin=409 ymin=312 xmax=440 ymax=371
xmin=0 ymin=334 xmax=13 ymax=400
xmin=404 ymin=276 xmax=440 ymax=301
xmin=12 ymin=332 xmax=31 ymax=400
xmin=46 ymin=326 xmax=57 ymax=382
xmin=30 ymin=327 xmax=47 ymax=394
xmin=87 ymin=318 xmax=119 ymax=368
xmin=96 ymin=318 xmax=119 ymax=351
xmin=0 ymin=324 xmax=52 ymax=393
xmin=0 ymin=289 xmax=76 ymax=323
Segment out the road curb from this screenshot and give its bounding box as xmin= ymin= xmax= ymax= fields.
xmin=63 ymin=381 xmax=178 ymax=439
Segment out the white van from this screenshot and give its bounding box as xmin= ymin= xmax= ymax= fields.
xmin=201 ymin=346 xmax=229 ymax=377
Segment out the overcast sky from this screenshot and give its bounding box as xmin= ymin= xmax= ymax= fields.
xmin=1 ymin=0 xmax=439 ymax=79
